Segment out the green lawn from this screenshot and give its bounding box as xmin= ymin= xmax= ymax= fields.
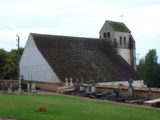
xmin=0 ymin=94 xmax=159 ymax=120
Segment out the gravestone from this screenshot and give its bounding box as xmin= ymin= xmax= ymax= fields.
xmin=27 ymin=83 xmax=31 ymax=92
xmin=91 ymin=85 xmax=96 ymax=93
xmin=31 ymin=83 xmax=36 ymax=93
xmin=70 ymin=78 xmax=73 ymax=86
xmin=147 ymin=88 xmax=152 ymax=100
xmin=8 ymin=82 xmax=13 ymax=93
xmin=87 ymin=84 xmax=96 ymax=93
xmin=65 ymin=78 xmax=69 ymax=87
xmin=128 ymin=79 xmax=134 ymax=97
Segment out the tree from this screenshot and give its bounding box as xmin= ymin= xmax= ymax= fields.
xmin=0 ymin=48 xmax=24 ymax=80
xmin=0 ymin=49 xmax=7 ymax=78
xmin=138 ymin=49 xmax=160 ymax=87
xmin=3 ymin=50 xmax=18 ymax=79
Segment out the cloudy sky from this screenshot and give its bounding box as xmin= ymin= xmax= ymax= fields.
xmin=0 ymin=0 xmax=160 ymax=63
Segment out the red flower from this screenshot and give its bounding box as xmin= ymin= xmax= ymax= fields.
xmin=39 ymin=107 xmax=46 ymax=112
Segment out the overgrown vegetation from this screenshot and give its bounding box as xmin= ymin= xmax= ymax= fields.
xmin=0 ymin=48 xmax=24 ymax=79
xmin=137 ymin=49 xmax=160 ymax=87
xmin=0 ymin=94 xmax=159 ymax=120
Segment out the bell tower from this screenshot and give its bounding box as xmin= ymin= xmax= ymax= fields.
xmin=99 ymin=20 xmax=136 ymax=70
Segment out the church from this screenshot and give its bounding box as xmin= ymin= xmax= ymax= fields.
xmin=20 ymin=20 xmax=145 ymax=87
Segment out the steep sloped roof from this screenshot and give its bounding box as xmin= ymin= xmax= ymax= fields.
xmin=107 ymin=20 xmax=131 ymax=33
xmin=31 ymin=33 xmax=140 ymax=83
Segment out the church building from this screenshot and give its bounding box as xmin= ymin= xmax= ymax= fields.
xmin=20 ymin=20 xmax=144 ymax=87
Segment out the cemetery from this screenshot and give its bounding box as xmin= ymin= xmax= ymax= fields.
xmin=0 ymin=78 xmax=160 ymax=108
xmin=0 ymin=20 xmax=160 ymax=120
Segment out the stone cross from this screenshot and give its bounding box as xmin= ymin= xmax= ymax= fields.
xmin=27 ymin=83 xmax=31 ymax=92
xmin=65 ymin=78 xmax=68 ymax=86
xmin=128 ymin=79 xmax=134 ymax=97
xmin=70 ymin=77 xmax=73 ymax=86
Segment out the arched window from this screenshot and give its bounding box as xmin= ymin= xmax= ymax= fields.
xmin=107 ymin=32 xmax=110 ymax=38
xmin=129 ymin=36 xmax=135 ymax=49
xmin=124 ymin=37 xmax=126 ymax=47
xmin=119 ymin=36 xmax=122 ymax=46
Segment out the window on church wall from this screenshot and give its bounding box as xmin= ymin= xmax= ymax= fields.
xmin=103 ymin=33 xmax=107 ymax=38
xmin=119 ymin=36 xmax=122 ymax=47
xmin=124 ymin=37 xmax=126 ymax=48
xmin=107 ymin=32 xmax=110 ymax=38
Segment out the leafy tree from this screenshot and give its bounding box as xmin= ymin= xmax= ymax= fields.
xmin=4 ymin=50 xmax=18 ymax=79
xmin=0 ymin=49 xmax=7 ymax=78
xmin=155 ymin=64 xmax=160 ymax=87
xmin=0 ymin=48 xmax=24 ymax=80
xmin=138 ymin=49 xmax=160 ymax=87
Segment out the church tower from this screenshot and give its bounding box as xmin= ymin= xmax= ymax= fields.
xmin=99 ymin=20 xmax=136 ymax=70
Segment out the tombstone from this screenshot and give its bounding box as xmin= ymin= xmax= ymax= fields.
xmin=31 ymin=83 xmax=36 ymax=93
xmin=128 ymin=79 xmax=134 ymax=97
xmin=9 ymin=81 xmax=13 ymax=89
xmin=86 ymin=86 xmax=90 ymax=93
xmin=27 ymin=83 xmax=31 ymax=92
xmin=113 ymin=88 xmax=120 ymax=97
xmin=70 ymin=78 xmax=73 ymax=86
xmin=91 ymin=85 xmax=96 ymax=93
xmin=80 ymin=85 xmax=84 ymax=91
xmin=147 ymin=88 xmax=152 ymax=100
xmin=87 ymin=84 xmax=96 ymax=93
xmin=7 ymin=82 xmax=13 ymax=93
xmin=65 ymin=78 xmax=69 ymax=87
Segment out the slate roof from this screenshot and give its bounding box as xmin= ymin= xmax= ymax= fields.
xmin=31 ymin=33 xmax=140 ymax=83
xmin=106 ymin=20 xmax=131 ymax=33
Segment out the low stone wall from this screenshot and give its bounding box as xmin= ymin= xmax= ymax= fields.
xmin=25 ymin=80 xmax=64 ymax=92
xmin=0 ymin=80 xmax=160 ymax=99
xmin=0 ymin=80 xmax=63 ymax=92
xmin=96 ymin=85 xmax=160 ymax=99
xmin=134 ymin=88 xmax=160 ymax=99
xmin=0 ymin=80 xmax=19 ymax=89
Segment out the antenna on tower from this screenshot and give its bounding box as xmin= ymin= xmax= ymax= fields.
xmin=120 ymin=15 xmax=123 ymax=22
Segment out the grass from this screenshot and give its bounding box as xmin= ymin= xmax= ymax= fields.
xmin=0 ymin=94 xmax=159 ymax=120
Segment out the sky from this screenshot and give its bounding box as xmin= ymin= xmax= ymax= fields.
xmin=0 ymin=0 xmax=160 ymax=63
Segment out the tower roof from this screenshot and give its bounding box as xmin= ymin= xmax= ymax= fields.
xmin=106 ymin=20 xmax=131 ymax=33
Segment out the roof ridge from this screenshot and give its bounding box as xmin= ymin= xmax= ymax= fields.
xmin=106 ymin=20 xmax=124 ymax=24
xmin=30 ymin=33 xmax=98 ymax=41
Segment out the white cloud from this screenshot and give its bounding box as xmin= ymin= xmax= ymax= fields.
xmin=0 ymin=0 xmax=160 ymax=62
